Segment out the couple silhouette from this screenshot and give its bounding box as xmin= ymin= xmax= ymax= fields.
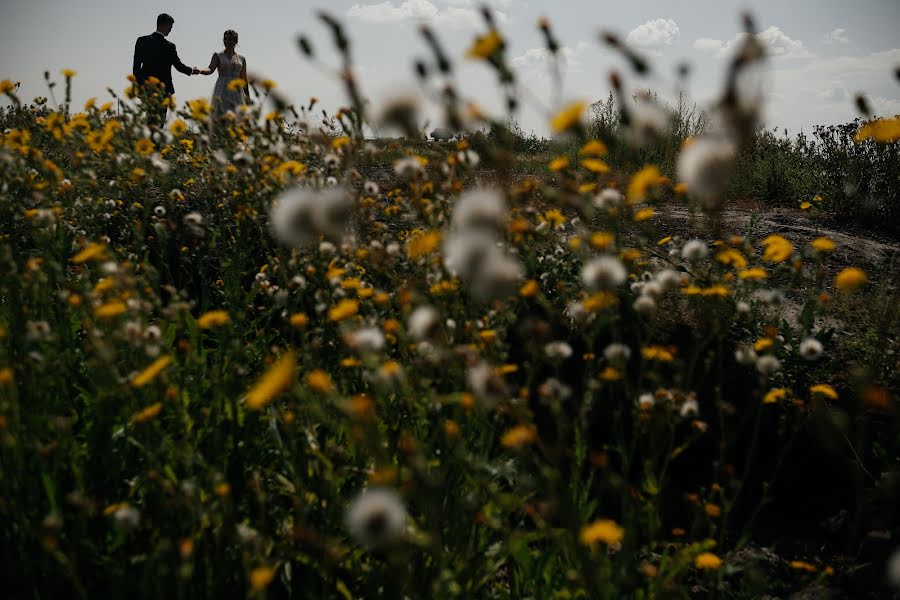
xmin=132 ymin=13 xmax=251 ymax=123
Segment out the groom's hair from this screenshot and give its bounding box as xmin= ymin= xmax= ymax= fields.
xmin=157 ymin=13 xmax=174 ymax=27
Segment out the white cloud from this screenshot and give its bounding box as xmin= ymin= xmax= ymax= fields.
xmin=870 ymin=96 xmax=900 ymax=117
xmin=693 ymin=38 xmax=723 ymax=52
xmin=626 ymin=18 xmax=679 ymax=48
xmin=347 ymin=0 xmax=507 ymax=28
xmin=824 ymin=28 xmax=850 ymax=45
xmin=819 ymin=81 xmax=848 ymax=102
xmin=693 ymin=27 xmax=813 ymax=60
xmin=512 ymin=42 xmax=589 ymax=70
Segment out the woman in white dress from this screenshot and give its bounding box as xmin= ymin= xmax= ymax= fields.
xmin=197 ymin=29 xmax=250 ymax=117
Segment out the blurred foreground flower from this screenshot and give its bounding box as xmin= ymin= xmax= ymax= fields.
xmin=246 ymin=353 xmax=296 ymax=410
xmin=345 ymin=487 xmax=407 ymax=548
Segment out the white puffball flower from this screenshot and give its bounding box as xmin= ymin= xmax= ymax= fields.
xmin=544 ymin=341 xmax=573 ymax=360
xmin=656 ymin=269 xmax=683 ymax=291
xmin=269 ymin=186 xmax=352 ymax=246
xmin=593 ymin=188 xmax=623 ymax=210
xmin=624 ymin=94 xmax=673 ymax=147
xmin=676 ymin=137 xmax=737 ymax=209
xmin=393 ymin=156 xmax=424 ymax=179
xmin=469 ymin=248 xmax=524 ymax=302
xmin=345 ymin=487 xmax=408 ymax=548
xmin=638 ymin=393 xmax=655 ymax=410
xmin=679 ymin=398 xmax=699 ymax=418
xmin=581 ymin=256 xmax=627 ymax=290
xmin=603 ymin=343 xmax=631 ymax=365
xmin=736 ymin=301 xmax=751 ymax=315
xmin=467 ymin=361 xmax=507 ymax=408
xmin=451 ymin=187 xmax=507 ymax=233
xmin=112 ymin=505 xmax=141 ymax=531
xmin=799 ymin=337 xmax=824 ymax=361
xmin=408 ymin=305 xmax=439 ymax=342
xmin=633 ymin=295 xmax=656 ymax=315
xmin=755 ymin=355 xmax=782 ymax=376
xmin=442 ymin=231 xmax=496 ymax=281
xmin=734 ymin=345 xmax=758 ymax=366
xmin=681 ymin=239 xmax=708 ymax=261
xmin=346 ymin=327 xmax=385 ymax=355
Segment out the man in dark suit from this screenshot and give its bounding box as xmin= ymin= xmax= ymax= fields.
xmin=132 ymin=13 xmax=196 ymax=124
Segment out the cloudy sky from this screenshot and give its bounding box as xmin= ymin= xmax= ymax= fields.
xmin=1 ymin=0 xmax=898 ymax=136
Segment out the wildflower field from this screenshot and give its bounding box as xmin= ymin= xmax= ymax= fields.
xmin=2 ymin=10 xmax=900 ymax=599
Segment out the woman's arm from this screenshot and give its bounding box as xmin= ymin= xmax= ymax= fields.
xmin=240 ymin=57 xmax=250 ymax=99
xmin=198 ymin=53 xmax=219 ymax=76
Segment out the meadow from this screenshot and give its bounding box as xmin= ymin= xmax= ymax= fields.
xmin=1 ymin=10 xmax=899 ymax=599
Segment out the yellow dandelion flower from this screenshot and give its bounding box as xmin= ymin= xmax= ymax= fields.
xmin=519 ymin=279 xmax=539 ymax=297
xmin=579 ymin=139 xmax=608 ymax=156
xmin=328 ymin=299 xmax=359 ymax=322
xmin=249 ymin=566 xmax=276 ymax=592
xmin=197 ymin=310 xmax=230 ymax=329
xmin=578 ymin=182 xmax=598 ymax=193
xmin=738 ymin=267 xmax=768 ymax=280
xmin=626 ymin=165 xmax=664 ymax=205
xmin=834 ymin=267 xmax=867 ymax=291
xmin=809 ymin=383 xmax=838 ymax=401
xmin=583 ymin=291 xmax=617 ymax=312
xmin=134 ymin=138 xmax=155 ymax=156
xmin=580 ymin=519 xmax=624 ymax=547
xmin=131 ymin=402 xmax=163 ymax=424
xmin=642 ymin=346 xmax=675 ymax=362
xmin=94 ymin=301 xmax=127 ymax=319
xmin=542 ymin=209 xmax=566 ymax=228
xmin=763 ymin=387 xmax=788 ymax=404
xmin=633 ymin=207 xmax=655 ymax=222
xmin=657 ymin=236 xmax=672 ymax=246
xmin=581 ymin=158 xmax=610 ymax=174
xmin=501 ymin=424 xmax=538 ymax=448
xmin=71 ymin=242 xmax=107 ymax=263
xmin=466 ymin=29 xmax=503 ymax=59
xmin=406 ymin=230 xmax=441 ymax=259
xmin=169 ymin=119 xmax=188 ymax=136
xmin=187 ymin=98 xmax=211 ymax=120
xmin=695 ymin=552 xmax=722 ymax=570
xmin=246 ymin=353 xmax=296 ymax=410
xmin=854 ymin=116 xmax=900 ymax=143
xmin=598 ymin=366 xmax=622 ymax=381
xmin=132 ymin=355 xmax=173 ymax=388
xmin=226 ymin=78 xmax=247 ymax=92
xmin=305 ymin=369 xmax=334 ymax=394
xmin=789 ymin=560 xmax=817 ymax=573
xmin=810 ymin=237 xmax=835 ymax=252
xmin=799 ymin=201 xmax=812 ymax=210
xmin=761 ymin=234 xmax=794 ymax=263
xmin=716 ymin=248 xmax=748 ymax=270
xmin=550 ymin=101 xmax=587 ymax=133
xmin=589 ymin=232 xmax=615 ymax=250
xmin=753 ymin=338 xmax=774 ymax=352
xmin=61 ymin=69 xmax=77 ymax=78
xmin=548 ymin=156 xmax=570 ymax=171
xmin=0 ymin=367 xmax=14 ymax=385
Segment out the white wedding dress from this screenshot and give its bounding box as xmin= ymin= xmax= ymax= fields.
xmin=211 ymin=51 xmax=247 ymax=116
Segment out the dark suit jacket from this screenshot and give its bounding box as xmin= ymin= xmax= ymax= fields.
xmin=133 ymin=32 xmax=192 ymax=95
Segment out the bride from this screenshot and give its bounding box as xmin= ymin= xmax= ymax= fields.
xmin=196 ymin=29 xmax=251 ymax=117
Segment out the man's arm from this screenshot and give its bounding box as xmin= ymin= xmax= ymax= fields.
xmin=170 ymin=43 xmax=193 ymax=76
xmin=132 ymin=37 xmax=144 ymax=82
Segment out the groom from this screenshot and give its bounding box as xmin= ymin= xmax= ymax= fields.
xmin=132 ymin=13 xmax=197 ymax=123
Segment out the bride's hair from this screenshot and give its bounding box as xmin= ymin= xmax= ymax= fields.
xmin=223 ymin=29 xmax=239 ymax=45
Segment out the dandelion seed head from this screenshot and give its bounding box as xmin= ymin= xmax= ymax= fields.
xmin=581 ymin=256 xmax=627 ymax=290
xmin=681 ymin=239 xmax=708 ymax=261
xmin=799 ymin=337 xmax=823 ymax=360
xmin=345 ymin=487 xmax=407 ymax=548
xmin=677 ymin=137 xmax=736 ymax=210
xmin=408 ymin=305 xmax=439 ymax=342
xmin=451 ymin=187 xmax=506 ymax=233
xmin=755 ymin=354 xmax=781 ymax=376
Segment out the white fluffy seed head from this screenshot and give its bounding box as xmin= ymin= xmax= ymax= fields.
xmin=270 ymin=186 xmax=352 ymax=246
xmin=581 ymin=256 xmax=627 ymax=290
xmin=603 ymin=343 xmax=631 ymax=365
xmin=799 ymin=337 xmax=824 ymax=361
xmin=408 ymin=305 xmax=439 ymax=342
xmin=345 ymin=487 xmax=407 ymax=548
xmin=451 ymin=187 xmax=507 ymax=233
xmin=755 ymin=355 xmax=781 ymax=376
xmin=677 ymin=137 xmax=737 ymax=210
xmin=633 ymin=295 xmax=656 ymax=315
xmin=681 ymin=239 xmax=708 ymax=261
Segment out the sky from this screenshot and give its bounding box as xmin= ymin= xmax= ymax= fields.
xmin=1 ymin=0 xmax=898 ymax=137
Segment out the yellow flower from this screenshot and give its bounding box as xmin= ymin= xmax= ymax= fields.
xmin=132 ymin=355 xmax=173 ymax=388
xmin=809 ymin=384 xmax=838 ymax=401
xmin=695 ymin=552 xmax=722 ymax=571
xmin=328 ymin=299 xmax=359 ymax=322
xmin=246 ymin=353 xmax=296 ymax=410
xmin=642 ymin=346 xmax=675 ymax=362
xmin=71 ymin=242 xmax=108 ymax=263
xmin=589 ymin=232 xmax=614 ymax=250
xmin=763 ymin=387 xmax=788 ymax=404
xmin=94 ymin=301 xmax=127 ymax=319
xmin=541 ymin=209 xmax=566 ymax=228
xmin=260 ymin=79 xmax=277 ymax=91
xmin=406 ymin=230 xmax=441 ymax=259
xmin=753 ymin=338 xmax=774 ymax=352
xmin=581 ymin=158 xmax=610 ymax=174
xmin=134 ymin=138 xmax=155 ymax=156
xmin=598 ymin=366 xmax=622 ymax=381
xmin=657 ymin=236 xmax=672 ymax=246
xmin=331 ymin=136 xmax=351 ymax=150
xmin=633 ymin=207 xmax=655 ymax=222
xmin=306 ymin=369 xmax=334 ymax=393
xmin=799 ymin=201 xmax=812 ymax=210
xmin=854 ymin=116 xmax=900 ymax=143
xmin=226 ymin=78 xmax=247 ymax=92
xmin=187 ymin=98 xmax=211 ymax=120
xmin=579 ymin=139 xmax=608 ymax=156
xmin=501 ymin=424 xmax=537 ymax=448
xmin=834 ymin=267 xmax=867 ymax=291
xmin=169 ymin=119 xmax=188 ymax=136
xmin=0 ymin=79 xmax=17 ymax=94
xmin=550 ymin=101 xmax=587 ymax=133
xmin=249 ymin=566 xmax=276 ymax=592
xmin=548 ymin=156 xmax=569 ymax=172
xmin=61 ymin=69 xmax=77 ymax=78
xmin=716 ymin=248 xmax=748 ymax=270
xmin=580 ymin=519 xmax=624 ymax=547
xmin=519 ymin=279 xmax=539 ymax=297
xmin=197 ymin=310 xmax=230 ymax=329
xmin=466 ymin=29 xmax=503 ymax=59
xmin=738 ymin=267 xmax=768 ymax=280
xmin=132 ymin=402 xmax=163 ymax=424
xmin=789 ymin=560 xmax=816 ymax=573
xmin=0 ymin=367 xmax=14 ymax=385
xmin=761 ymin=234 xmax=794 ymax=263
xmin=627 ymin=165 xmax=663 ymax=204
xmin=810 ymin=237 xmax=835 ymax=252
